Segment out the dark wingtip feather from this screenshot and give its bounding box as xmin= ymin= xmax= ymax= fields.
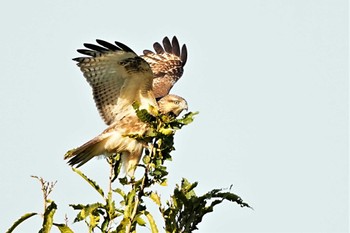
xmin=83 ymin=43 xmax=109 ymax=52
xmin=162 ymin=36 xmax=172 ymax=53
xmin=76 ymin=49 xmax=98 ymax=56
xmin=73 ymin=39 xmax=138 ymax=63
xmin=67 ymin=155 xmax=86 ymax=168
xmin=181 ymin=44 xmax=187 ymax=66
xmin=153 ymin=42 xmax=164 ymax=54
xmin=171 ymin=36 xmax=180 ymax=57
xmin=96 ymin=39 xmax=120 ymax=51
xmin=66 ymin=149 xmax=93 ymax=168
xmin=143 ymin=49 xmax=154 ymax=55
xmin=114 ymin=41 xmax=136 ymax=54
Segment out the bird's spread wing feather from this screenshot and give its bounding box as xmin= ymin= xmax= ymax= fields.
xmin=141 ymin=36 xmax=187 ymax=99
xmin=73 ymin=40 xmax=157 ymax=125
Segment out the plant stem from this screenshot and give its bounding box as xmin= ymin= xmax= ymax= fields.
xmin=125 ymin=153 xmax=151 ymax=233
xmin=109 ymin=161 xmax=113 ymax=195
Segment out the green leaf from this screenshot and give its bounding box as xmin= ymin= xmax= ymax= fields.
xmin=89 ymin=211 xmax=100 ymax=232
xmin=132 ymin=101 xmax=140 ymax=110
xmin=135 ymin=214 xmax=147 ymax=226
xmin=72 ymin=202 xmax=104 ymax=222
xmin=114 ymin=188 xmax=126 ymax=200
xmin=73 ymin=168 xmax=104 ymax=197
xmin=6 ymin=212 xmax=38 ymax=233
xmin=124 ymin=189 xmax=136 ymax=217
xmin=145 ymin=211 xmax=159 ymax=233
xmin=40 ymin=201 xmax=57 ymax=233
xmin=160 ymin=179 xmax=168 ymax=186
xmin=111 ymin=153 xmax=122 ymax=182
xmin=162 ymin=178 xmax=251 ymax=232
xmin=135 ymin=107 xmax=156 ymax=123
xmin=149 ymin=192 xmax=161 ymax=206
xmin=207 ymin=190 xmax=252 ymax=209
xmin=116 ymin=217 xmax=130 ymax=232
xmin=53 ymin=223 xmax=74 ymax=233
xmin=159 ymin=128 xmax=174 ymax=135
xmin=181 ymin=178 xmax=198 ymax=199
xmin=178 ymin=111 xmax=199 ymax=125
xmin=69 ymin=204 xmax=84 ymax=210
xmin=101 ymin=218 xmax=109 ymax=232
xmin=119 ymin=176 xmax=129 ymax=185
xmin=106 ymin=191 xmax=121 ymax=219
xmin=142 ymin=155 xmax=151 ymax=164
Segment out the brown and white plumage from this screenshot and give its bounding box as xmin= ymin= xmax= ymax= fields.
xmin=65 ymin=37 xmax=188 ymax=176
xmin=74 ymin=40 xmax=157 ymax=125
xmin=142 ymin=36 xmax=187 ymax=99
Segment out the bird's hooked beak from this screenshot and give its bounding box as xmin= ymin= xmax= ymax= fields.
xmin=182 ymin=102 xmax=188 ymax=112
xmin=177 ymin=100 xmax=188 ymax=116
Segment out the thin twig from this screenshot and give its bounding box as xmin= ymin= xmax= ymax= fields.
xmin=125 ymin=140 xmax=155 ymax=233
xmin=31 ymin=176 xmax=57 ymax=215
xmin=125 ymin=168 xmax=148 ymax=233
xmin=108 ymin=160 xmax=113 ymax=195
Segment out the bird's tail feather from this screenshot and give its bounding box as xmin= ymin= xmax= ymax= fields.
xmin=64 ymin=137 xmax=107 ymax=167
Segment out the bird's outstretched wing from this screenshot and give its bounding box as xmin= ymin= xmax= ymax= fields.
xmin=142 ymin=36 xmax=187 ymax=99
xmin=73 ymin=40 xmax=157 ymax=125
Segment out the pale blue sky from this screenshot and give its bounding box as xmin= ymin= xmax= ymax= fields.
xmin=0 ymin=1 xmax=348 ymax=232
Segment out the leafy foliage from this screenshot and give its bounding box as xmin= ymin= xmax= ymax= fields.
xmin=7 ymin=110 xmax=251 ymax=233
xmin=161 ymin=179 xmax=251 ymax=232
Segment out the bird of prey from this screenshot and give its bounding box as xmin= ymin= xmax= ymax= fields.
xmin=64 ymin=36 xmax=188 ymax=176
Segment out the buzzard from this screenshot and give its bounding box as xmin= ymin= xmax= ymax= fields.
xmin=64 ymin=36 xmax=188 ymax=176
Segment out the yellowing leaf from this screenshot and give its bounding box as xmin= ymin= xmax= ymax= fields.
xmin=160 ymin=179 xmax=168 ymax=186
xmin=145 ymin=211 xmax=159 ymax=233
xmin=135 ymin=215 xmax=146 ymax=226
xmin=73 ymin=168 xmax=104 ymax=198
xmin=149 ymin=192 xmax=161 ymax=206
xmin=6 ymin=212 xmax=38 ymax=233
xmin=40 ymin=201 xmax=57 ymax=233
xmin=159 ymin=128 xmax=174 ymax=135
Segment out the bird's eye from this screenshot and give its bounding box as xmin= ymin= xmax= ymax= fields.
xmin=174 ymin=101 xmax=180 ymax=105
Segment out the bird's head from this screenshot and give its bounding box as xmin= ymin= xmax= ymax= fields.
xmin=158 ymin=94 xmax=188 ymax=117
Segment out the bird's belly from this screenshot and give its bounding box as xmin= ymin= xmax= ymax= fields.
xmin=104 ymin=132 xmax=141 ymax=153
